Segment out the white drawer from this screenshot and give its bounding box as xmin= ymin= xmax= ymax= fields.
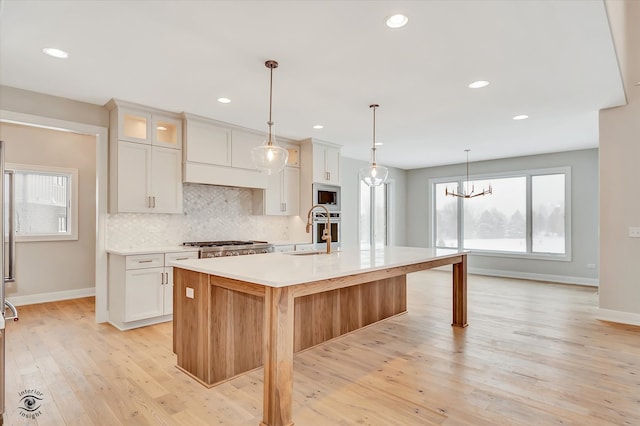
xmin=165 ymin=251 xmax=199 ymax=266
xmin=125 ymin=253 xmax=165 ymax=270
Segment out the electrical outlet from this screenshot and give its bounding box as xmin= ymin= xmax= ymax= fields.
xmin=629 ymin=227 xmax=640 ymax=238
xmin=186 ymin=287 xmax=194 ymax=299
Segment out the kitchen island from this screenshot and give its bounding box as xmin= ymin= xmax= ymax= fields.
xmin=172 ymin=246 xmax=467 ymax=426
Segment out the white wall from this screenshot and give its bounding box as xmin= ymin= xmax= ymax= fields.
xmin=0 ymin=85 xmax=108 ymax=128
xmin=0 ymin=122 xmax=96 ymax=298
xmin=407 ymin=149 xmax=599 ymax=285
xmin=598 ymin=0 xmax=640 ymax=324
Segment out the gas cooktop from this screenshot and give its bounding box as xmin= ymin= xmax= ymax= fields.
xmin=183 ymin=241 xmax=274 ymax=258
xmin=183 ymin=240 xmax=267 ymax=248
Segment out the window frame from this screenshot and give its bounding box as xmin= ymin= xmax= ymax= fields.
xmin=429 ymin=166 xmax=571 ymax=261
xmin=6 ymin=162 xmax=79 ymax=242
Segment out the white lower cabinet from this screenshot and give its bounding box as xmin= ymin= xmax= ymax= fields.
xmin=108 ymin=250 xmax=198 ymax=330
xmin=124 ymin=266 xmax=165 ymax=321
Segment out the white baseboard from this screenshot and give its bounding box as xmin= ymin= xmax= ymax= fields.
xmin=467 ymin=267 xmax=598 ymax=286
xmin=6 ymin=287 xmax=95 ymax=307
xmin=428 ymin=265 xmax=598 ymax=286
xmin=107 ymin=315 xmax=172 ymax=331
xmin=597 ymin=308 xmax=640 ymax=326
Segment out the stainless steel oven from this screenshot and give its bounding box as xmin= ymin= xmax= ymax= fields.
xmin=313 ymin=184 xmax=341 ymax=212
xmin=312 ymin=211 xmax=341 ymax=248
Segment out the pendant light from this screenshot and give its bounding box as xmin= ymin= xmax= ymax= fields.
xmin=445 ymin=149 xmax=492 ymax=198
xmin=359 ymin=104 xmax=389 ymax=187
xmin=251 ymin=60 xmax=289 ymax=175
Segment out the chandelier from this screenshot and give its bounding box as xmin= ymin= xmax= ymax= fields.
xmin=445 ymin=149 xmax=492 ymax=198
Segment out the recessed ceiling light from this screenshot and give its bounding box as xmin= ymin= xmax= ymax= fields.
xmin=468 ymin=80 xmax=490 ymax=89
xmin=513 ymin=114 xmax=529 ymax=120
xmin=313 ymin=124 xmax=324 ymax=129
xmin=375 ymin=142 xmax=384 ymax=146
xmin=217 ymin=97 xmax=231 ymax=104
xmin=42 ymin=47 xmax=69 ymax=59
xmin=156 ymin=126 xmax=167 ymax=131
xmin=386 ymin=14 xmax=408 ymax=29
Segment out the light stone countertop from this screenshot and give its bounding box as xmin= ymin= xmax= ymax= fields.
xmin=172 ymin=246 xmax=465 ymax=288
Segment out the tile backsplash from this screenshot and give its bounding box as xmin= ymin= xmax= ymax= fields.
xmin=106 ymin=183 xmax=292 ymax=248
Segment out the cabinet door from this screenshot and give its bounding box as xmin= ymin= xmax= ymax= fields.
xmin=312 ymin=144 xmax=327 ymax=183
xmin=232 ymin=129 xmax=263 ymax=170
xmin=152 ymin=115 xmax=182 ymax=149
xmin=164 ymin=251 xmax=198 ymax=315
xmin=117 ymin=141 xmax=152 ymax=212
xmin=312 ymin=144 xmax=341 ymax=184
xmin=124 ymin=267 xmax=164 ymax=321
xmin=324 ymin=145 xmax=341 ymax=184
xmin=264 ymin=171 xmax=283 ymax=215
xmin=164 ymin=267 xmax=173 ymax=315
xmin=282 ymin=166 xmax=300 ymax=216
xmin=184 ymin=119 xmax=231 ymax=166
xmin=119 ymin=109 xmax=152 ymax=144
xmin=151 ymin=146 xmax=183 ymax=213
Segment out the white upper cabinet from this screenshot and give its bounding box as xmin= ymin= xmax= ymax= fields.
xmin=312 ymin=142 xmax=341 ymax=185
xmin=253 ymin=143 xmax=300 ymax=216
xmin=257 ymin=166 xmax=300 ymax=216
xmin=152 ymin=115 xmax=182 ymax=149
xmin=116 ymin=140 xmax=152 ymax=213
xmin=151 ymin=146 xmax=183 ymax=213
xmin=106 ymin=99 xmax=183 ymax=214
xmin=232 ymin=129 xmax=262 ymax=170
xmin=182 ymin=114 xmax=301 ymax=190
xmin=115 ymin=105 xmax=182 ymax=149
xmin=183 ymin=115 xmax=231 ymax=166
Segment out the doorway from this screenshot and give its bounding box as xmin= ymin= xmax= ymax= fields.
xmin=0 ymin=110 xmax=108 ymax=322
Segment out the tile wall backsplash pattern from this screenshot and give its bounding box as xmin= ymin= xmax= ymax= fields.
xmin=107 ymin=184 xmax=291 ymax=248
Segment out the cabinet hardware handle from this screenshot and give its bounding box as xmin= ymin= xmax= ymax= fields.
xmin=165 ymin=272 xmax=169 ymax=284
xmin=152 ymin=196 xmax=156 ymax=208
xmin=138 ymin=259 xmax=153 ymax=263
xmin=175 ymin=257 xmax=189 ymax=261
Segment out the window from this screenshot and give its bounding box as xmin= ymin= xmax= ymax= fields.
xmin=360 ymin=181 xmax=390 ymax=249
xmin=5 ymin=163 xmax=79 ymax=241
xmin=430 ymin=167 xmax=570 ymax=259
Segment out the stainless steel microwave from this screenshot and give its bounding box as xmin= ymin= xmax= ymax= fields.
xmin=313 ymin=183 xmax=340 ymax=211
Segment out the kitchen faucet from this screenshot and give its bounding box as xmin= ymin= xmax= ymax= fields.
xmin=306 ymin=204 xmax=331 ymax=254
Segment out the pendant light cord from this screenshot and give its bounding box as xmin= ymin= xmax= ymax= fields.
xmin=370 ymin=104 xmax=379 ymax=166
xmin=265 ymin=60 xmax=279 ymax=146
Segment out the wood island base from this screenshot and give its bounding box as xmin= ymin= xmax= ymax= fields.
xmin=173 ymin=270 xmax=408 ymax=387
xmin=172 ymin=249 xmax=467 ymax=426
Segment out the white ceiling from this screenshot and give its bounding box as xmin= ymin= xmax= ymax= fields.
xmin=0 ymin=0 xmax=626 ymax=169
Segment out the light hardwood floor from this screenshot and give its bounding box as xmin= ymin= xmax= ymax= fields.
xmin=4 ymin=271 xmax=639 ymax=425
